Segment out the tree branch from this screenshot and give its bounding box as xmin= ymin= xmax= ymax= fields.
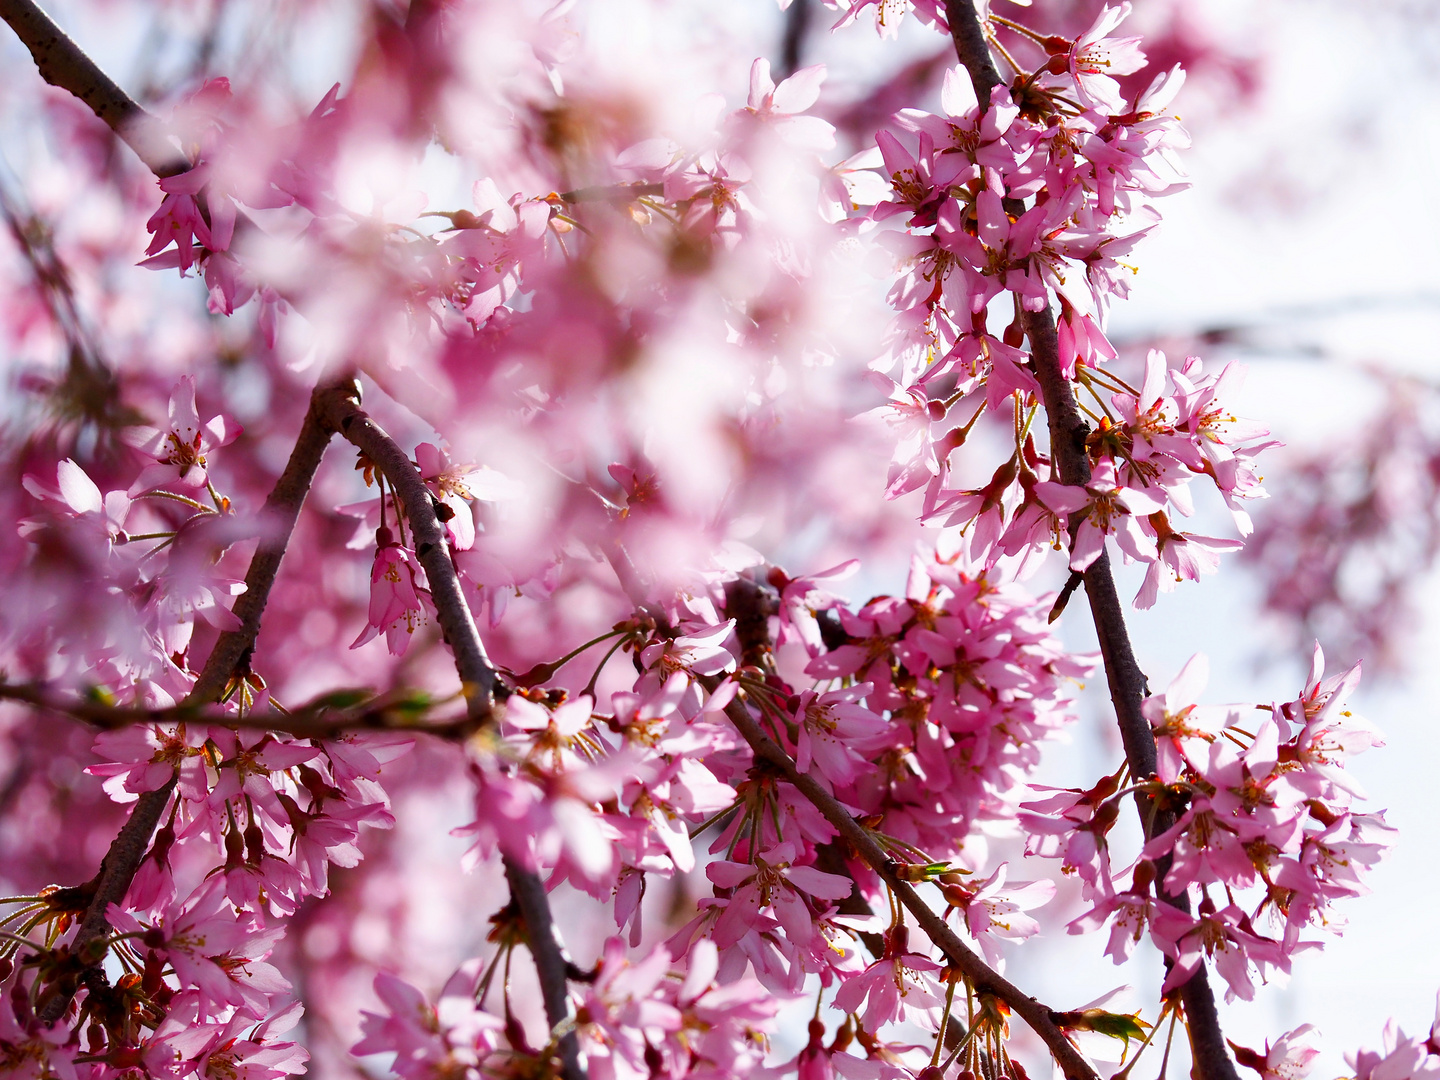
xmin=0 ymin=0 xmax=186 ymax=176
xmin=941 ymin=4 xmax=1240 ymax=1078
xmin=720 ymin=694 xmax=1098 ymax=1080
xmin=944 ymin=0 xmax=1003 ymax=105
xmin=312 ymin=392 xmax=583 ymax=1080
xmin=188 ymin=380 xmax=360 ymax=704
xmin=38 ymin=380 xmax=353 ymax=1022
xmin=778 ymin=0 xmax=812 ymax=78
xmin=505 ymin=857 xmax=583 ymax=1075
xmin=0 ymin=681 xmax=474 ymax=741
xmin=313 ymin=394 xmax=499 ymax=719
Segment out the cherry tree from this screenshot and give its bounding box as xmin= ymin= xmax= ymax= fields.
xmin=0 ymin=2 xmax=1429 ymax=1080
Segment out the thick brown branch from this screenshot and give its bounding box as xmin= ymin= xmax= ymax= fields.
xmin=35 ymin=774 xmax=175 ymax=1023
xmin=0 ymin=0 xmax=186 ymax=176
xmin=778 ymin=0 xmax=812 ymax=78
xmin=944 ymin=0 xmax=1003 ymax=105
xmin=1021 ymin=312 xmax=1155 ymax=780
xmin=941 ymin=3 xmax=1240 ymax=1078
xmin=721 ymin=695 xmax=1098 ymax=1080
xmin=504 ymin=856 xmax=584 ymax=1080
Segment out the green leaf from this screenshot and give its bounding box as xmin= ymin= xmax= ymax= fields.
xmin=1054 ymin=1009 xmax=1150 ymax=1058
xmin=307 ymin=688 xmax=375 ymax=711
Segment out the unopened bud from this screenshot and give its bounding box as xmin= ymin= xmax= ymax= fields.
xmin=244 ymin=823 xmax=267 ymax=864
xmin=941 ymin=883 xmax=973 ymax=907
xmin=886 ymin=924 xmax=909 ymax=955
xmin=1131 ymin=859 xmax=1156 ymax=894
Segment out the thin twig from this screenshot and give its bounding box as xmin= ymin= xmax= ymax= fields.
xmin=0 ymin=681 xmax=475 ymax=741
xmin=941 ymin=3 xmax=1240 ymax=1078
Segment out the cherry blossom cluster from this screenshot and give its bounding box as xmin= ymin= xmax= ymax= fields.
xmin=408 ymin=541 xmax=1083 ymax=1076
xmin=1346 ymin=999 xmax=1440 ymax=1080
xmin=1032 ymin=645 xmax=1391 ymax=1003
xmin=857 ymin=5 xmax=1275 ymax=605
xmin=341 ymin=441 xmax=519 ymax=654
xmin=3 ymin=378 xmax=408 ymax=1079
xmin=354 ymin=938 xmax=778 ymax=1080
xmin=1030 ymin=350 xmax=1277 ymax=607
xmin=0 ymin=713 xmax=408 ymax=1079
xmin=135 ymin=53 xmax=842 ymax=394
xmin=792 ymin=549 xmax=1094 ymax=863
xmin=16 ymin=377 xmax=243 ymax=697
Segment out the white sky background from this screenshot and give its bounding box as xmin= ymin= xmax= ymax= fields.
xmin=10 ymin=0 xmax=1440 ymax=1074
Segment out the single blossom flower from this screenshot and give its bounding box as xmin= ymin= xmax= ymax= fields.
xmin=124 ymin=376 xmax=241 ymax=496
xmin=351 ymin=527 xmax=431 ymax=656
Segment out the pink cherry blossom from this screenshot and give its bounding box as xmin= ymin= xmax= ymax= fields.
xmin=124 ymin=376 xmax=241 ymax=496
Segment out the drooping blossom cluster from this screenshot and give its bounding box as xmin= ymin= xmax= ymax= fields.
xmin=1042 ymin=646 xmax=1391 ymax=1002
xmin=857 ymin=5 xmax=1275 ymax=605
xmin=16 ymin=376 xmax=245 ymax=693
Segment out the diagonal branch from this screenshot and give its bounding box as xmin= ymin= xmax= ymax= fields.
xmin=0 ymin=0 xmax=186 ymax=176
xmin=188 ymin=380 xmax=360 ymax=703
xmin=312 ymin=392 xmax=583 ymax=1080
xmin=722 ymin=694 xmax=1099 ymax=1080
xmin=40 ymin=380 xmax=351 ymax=1021
xmin=942 ymin=4 xmax=1240 ymax=1079
xmin=607 ymin=561 xmax=1094 ymax=1078
xmin=312 ymin=394 xmax=498 ymax=718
